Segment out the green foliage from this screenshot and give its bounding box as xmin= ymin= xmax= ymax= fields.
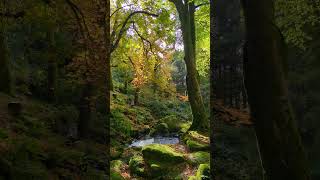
xmin=129 ymin=155 xmax=145 ymax=176
xmin=275 ymin=0 xmax=320 ymax=49
xmin=111 ymin=108 xmax=132 ymax=137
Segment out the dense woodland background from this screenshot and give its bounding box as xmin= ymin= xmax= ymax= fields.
xmin=0 ymin=0 xmax=319 ymax=179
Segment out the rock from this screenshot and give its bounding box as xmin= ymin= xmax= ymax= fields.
xmin=142 ymin=144 xmax=185 ymax=166
xmin=183 ymin=131 xmax=210 ymax=151
xmin=187 ymin=151 xmax=210 ymax=165
xmin=186 ymin=139 xmax=210 ymax=151
xmin=150 ymin=123 xmax=169 ymax=136
xmin=129 ymin=155 xmax=145 ymax=176
xmin=142 ymin=144 xmax=187 ymax=178
xmin=8 ymin=102 xmax=22 ymax=116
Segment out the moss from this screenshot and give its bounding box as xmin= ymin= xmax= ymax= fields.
xmin=160 ymin=115 xmax=182 ymax=132
xmin=129 ymin=155 xmax=145 ymax=176
xmin=110 ymin=160 xmax=124 ymax=180
xmin=83 ymin=168 xmax=107 ymax=180
xmin=183 ymin=131 xmax=210 ymax=151
xmin=187 ymin=151 xmax=210 ymax=165
xmin=110 ymin=171 xmax=125 ymax=180
xmin=0 ymin=128 xmax=8 ymax=139
xmin=195 ymin=164 xmax=210 ymax=180
xmin=186 ymin=140 xmax=210 ymax=151
xmin=180 ymin=122 xmax=192 ymax=134
xmin=150 ymin=122 xmax=169 ymax=136
xmin=111 ymin=160 xmax=123 ymax=171
xmin=188 ymin=176 xmax=197 ymax=180
xmin=142 ymin=144 xmax=185 ymax=166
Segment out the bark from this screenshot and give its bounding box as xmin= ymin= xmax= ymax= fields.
xmin=0 ymin=32 xmax=12 ymax=94
xmin=242 ymin=0 xmax=310 ymax=179
xmin=47 ymin=29 xmax=57 ymax=103
xmin=78 ymin=82 xmax=92 ymax=138
xmin=133 ymin=88 xmax=140 ymax=105
xmin=171 ymin=0 xmax=208 ymax=131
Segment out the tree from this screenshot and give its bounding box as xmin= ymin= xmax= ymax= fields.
xmin=0 ymin=31 xmax=12 ymax=94
xmin=241 ymin=0 xmax=310 ymax=179
xmin=0 ymin=8 xmax=25 ymax=94
xmin=169 ymin=0 xmax=209 ymax=131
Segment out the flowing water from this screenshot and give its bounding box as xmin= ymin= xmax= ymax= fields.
xmin=129 ymin=135 xmax=180 ymax=147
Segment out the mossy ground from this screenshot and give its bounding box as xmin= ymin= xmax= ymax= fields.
xmin=0 ymin=93 xmax=108 ymax=179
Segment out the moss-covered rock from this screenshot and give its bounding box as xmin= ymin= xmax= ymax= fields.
xmin=186 ymin=140 xmax=210 ymax=151
xmin=129 ymin=155 xmax=145 ymax=176
xmin=187 ymin=151 xmax=210 ymax=165
xmin=150 ymin=123 xmax=169 ymax=136
xmin=142 ymin=144 xmax=185 ymax=166
xmin=183 ymin=131 xmax=210 ymax=151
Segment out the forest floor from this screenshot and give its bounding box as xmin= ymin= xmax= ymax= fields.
xmin=110 ymin=91 xmax=211 ymax=179
xmin=110 ymin=91 xmax=262 ymax=180
xmin=0 ymin=91 xmax=262 ymax=180
xmin=0 ymin=93 xmax=108 ymax=179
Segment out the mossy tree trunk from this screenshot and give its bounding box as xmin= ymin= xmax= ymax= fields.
xmin=170 ymin=0 xmax=208 ymax=131
xmin=0 ymin=32 xmax=12 ymax=94
xmin=242 ymin=0 xmax=310 ymax=179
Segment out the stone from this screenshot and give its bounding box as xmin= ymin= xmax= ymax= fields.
xmin=142 ymin=144 xmax=185 ymax=166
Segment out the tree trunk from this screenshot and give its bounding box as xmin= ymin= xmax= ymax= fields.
xmin=242 ymin=0 xmax=310 ymax=179
xmin=134 ymin=87 xmax=140 ymax=105
xmin=171 ymin=0 xmax=208 ymax=131
xmin=47 ymin=29 xmax=57 ymax=103
xmin=78 ymin=82 xmax=92 ymax=138
xmin=0 ymin=32 xmax=12 ymax=94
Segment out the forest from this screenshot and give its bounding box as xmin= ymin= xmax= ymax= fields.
xmin=0 ymin=0 xmax=319 ymax=179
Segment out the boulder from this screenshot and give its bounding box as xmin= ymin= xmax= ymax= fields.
xmin=150 ymin=123 xmax=169 ymax=136
xmin=142 ymin=144 xmax=185 ymax=166
xmin=183 ymin=131 xmax=210 ymax=151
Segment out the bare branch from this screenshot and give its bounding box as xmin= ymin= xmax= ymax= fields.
xmin=111 ymin=3 xmax=135 ymax=17
xmin=195 ymin=2 xmax=210 ymax=9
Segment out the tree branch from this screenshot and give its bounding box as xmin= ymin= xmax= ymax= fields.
xmin=132 ymin=22 xmax=154 ymax=54
xmin=111 ymin=10 xmax=158 ymax=53
xmin=195 ymin=2 xmax=210 ymax=9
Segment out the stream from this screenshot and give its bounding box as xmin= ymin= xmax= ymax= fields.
xmin=128 ymin=134 xmax=180 ymax=147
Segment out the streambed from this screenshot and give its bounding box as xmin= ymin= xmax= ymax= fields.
xmin=129 ymin=135 xmax=180 ymax=147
